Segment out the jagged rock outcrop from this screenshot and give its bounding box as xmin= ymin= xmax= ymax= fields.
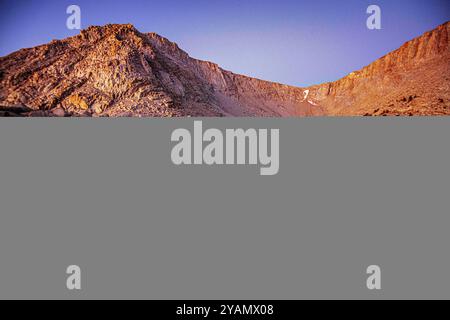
xmin=0 ymin=22 xmax=449 ymax=117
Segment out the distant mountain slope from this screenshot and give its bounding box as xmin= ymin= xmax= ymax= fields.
xmin=0 ymin=22 xmax=448 ymax=117
xmin=308 ymin=21 xmax=450 ymax=116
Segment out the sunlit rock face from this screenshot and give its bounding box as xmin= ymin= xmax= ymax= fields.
xmin=308 ymin=22 xmax=450 ymax=116
xmin=0 ymin=22 xmax=448 ymax=117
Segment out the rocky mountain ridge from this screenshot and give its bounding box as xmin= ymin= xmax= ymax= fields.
xmin=0 ymin=22 xmax=448 ymax=117
xmin=309 ymin=21 xmax=450 ymax=116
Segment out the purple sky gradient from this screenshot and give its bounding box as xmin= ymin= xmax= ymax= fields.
xmin=0 ymin=0 xmax=448 ymax=86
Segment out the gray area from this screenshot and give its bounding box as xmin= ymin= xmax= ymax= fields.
xmin=0 ymin=118 xmax=449 ymax=299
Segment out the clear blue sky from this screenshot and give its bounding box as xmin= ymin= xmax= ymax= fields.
xmin=0 ymin=0 xmax=448 ymax=86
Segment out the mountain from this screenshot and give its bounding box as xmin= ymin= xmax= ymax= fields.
xmin=308 ymin=21 xmax=450 ymax=116
xmin=0 ymin=22 xmax=448 ymax=117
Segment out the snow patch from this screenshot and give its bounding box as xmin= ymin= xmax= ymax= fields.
xmin=303 ymin=90 xmax=318 ymax=106
xmin=303 ymin=90 xmax=310 ymax=100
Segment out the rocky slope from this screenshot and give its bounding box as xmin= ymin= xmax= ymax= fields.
xmin=0 ymin=22 xmax=449 ymax=117
xmin=308 ymin=21 xmax=450 ymax=116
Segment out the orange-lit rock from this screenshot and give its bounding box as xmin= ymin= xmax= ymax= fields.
xmin=0 ymin=22 xmax=448 ymax=117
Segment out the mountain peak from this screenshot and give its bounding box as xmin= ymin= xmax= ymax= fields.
xmin=1 ymin=23 xmax=449 ymax=117
xmin=82 ymin=23 xmax=138 ymax=36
